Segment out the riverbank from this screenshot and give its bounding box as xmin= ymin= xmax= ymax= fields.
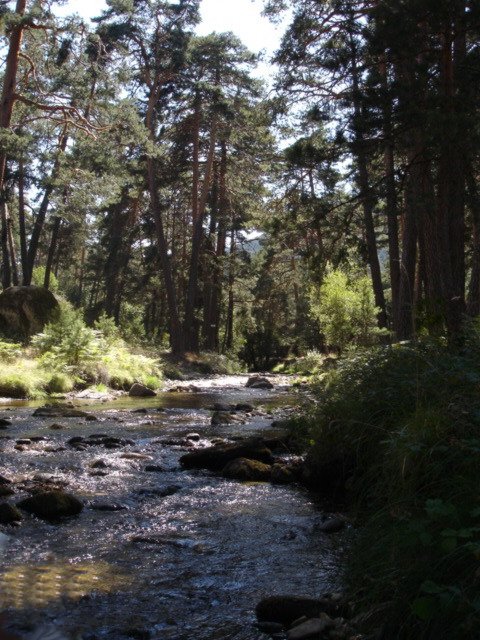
xmin=295 ymin=339 xmax=480 ymax=639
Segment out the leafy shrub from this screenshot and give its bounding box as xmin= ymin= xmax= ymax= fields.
xmin=303 ymin=337 xmax=480 ymax=638
xmin=309 ymin=269 xmax=386 ymax=350
xmin=31 ymin=266 xmax=60 ymax=293
xmin=0 ymin=374 xmax=33 ymax=398
xmin=46 ymin=372 xmax=74 ymax=394
xmin=0 ymin=340 xmax=22 ymax=363
xmin=33 ymin=306 xmax=161 ymax=388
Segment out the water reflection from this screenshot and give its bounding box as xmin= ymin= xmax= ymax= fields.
xmin=0 ymin=560 xmax=130 ymax=609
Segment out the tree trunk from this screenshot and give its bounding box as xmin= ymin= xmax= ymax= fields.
xmin=183 ymin=118 xmax=217 ymax=351
xmin=44 ymin=216 xmax=61 ymax=290
xmin=350 ymin=41 xmax=387 ymax=328
xmin=0 ymin=0 xmax=27 ymax=198
xmin=18 ymin=159 xmax=28 ymax=284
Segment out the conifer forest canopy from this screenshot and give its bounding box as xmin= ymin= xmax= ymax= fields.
xmin=1 ymin=0 xmax=480 ymax=356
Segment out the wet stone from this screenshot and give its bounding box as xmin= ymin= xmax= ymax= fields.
xmin=0 ymin=418 xmax=12 ymax=428
xmin=144 ymin=465 xmax=164 ymax=472
xmin=0 ymin=475 xmax=12 ymax=484
xmin=90 ymin=459 xmax=108 ymax=469
xmin=0 ymin=503 xmax=22 ymax=525
xmin=16 ymin=439 xmax=31 ymax=445
xmin=185 ymin=433 xmax=201 ymax=442
xmin=0 ymin=486 xmax=15 ymax=497
xmin=49 ymin=423 xmax=66 ymax=430
xmin=89 ymin=501 xmax=128 ymax=511
xmin=17 ymin=490 xmax=83 ymax=519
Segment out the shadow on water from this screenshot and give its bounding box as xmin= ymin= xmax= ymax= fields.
xmin=0 ymin=376 xmax=341 ymax=640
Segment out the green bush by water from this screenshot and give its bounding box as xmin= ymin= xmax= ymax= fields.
xmin=302 ymin=336 xmax=480 ymax=638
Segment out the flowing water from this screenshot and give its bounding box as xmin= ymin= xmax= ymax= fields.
xmin=0 ymin=376 xmax=342 ymax=640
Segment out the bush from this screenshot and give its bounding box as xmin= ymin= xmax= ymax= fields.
xmin=46 ymin=372 xmax=75 ymax=394
xmin=302 ymin=337 xmax=480 ymax=638
xmin=0 ymin=373 xmax=34 ymax=398
xmin=33 ymin=306 xmax=162 ymax=388
xmin=309 ymin=269 xmax=386 ymax=350
xmin=0 ymin=340 xmax=22 ymax=363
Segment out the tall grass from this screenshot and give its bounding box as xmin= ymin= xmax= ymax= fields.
xmin=302 ymin=335 xmax=480 ymax=638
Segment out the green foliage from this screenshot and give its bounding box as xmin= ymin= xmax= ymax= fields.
xmin=31 ymin=266 xmax=60 ymax=293
xmin=32 ymin=304 xmax=100 ymax=373
xmin=303 ymin=336 xmax=480 ymax=638
xmin=240 ymin=328 xmax=288 ymax=371
xmin=0 ymin=340 xmax=23 ymax=363
xmin=118 ymin=303 xmax=146 ymax=345
xmin=32 ymin=306 xmax=161 ymax=388
xmin=309 ymin=269 xmax=385 ymax=350
xmin=45 ymin=372 xmax=74 ymax=394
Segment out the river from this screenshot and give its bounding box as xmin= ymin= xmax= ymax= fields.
xmin=0 ymin=375 xmax=342 ymax=640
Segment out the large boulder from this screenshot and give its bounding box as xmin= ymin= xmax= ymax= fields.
xmin=0 ymin=286 xmax=60 ymax=341
xmin=180 ymin=438 xmax=273 ymax=471
xmin=17 ymin=490 xmax=83 ymax=520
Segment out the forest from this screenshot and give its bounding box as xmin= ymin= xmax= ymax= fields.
xmin=0 ymin=0 xmax=480 ymax=639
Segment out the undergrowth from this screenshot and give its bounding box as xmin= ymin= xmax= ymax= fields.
xmin=0 ymin=308 xmax=162 ymax=398
xmin=301 ymin=335 xmax=480 ymax=639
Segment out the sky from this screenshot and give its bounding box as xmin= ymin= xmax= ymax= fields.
xmin=56 ymin=0 xmax=287 ymax=83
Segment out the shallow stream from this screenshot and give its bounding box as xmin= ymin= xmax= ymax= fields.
xmin=0 ymin=375 xmax=341 ymax=640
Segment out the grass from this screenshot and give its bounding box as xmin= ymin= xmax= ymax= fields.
xmin=297 ymin=336 xmax=480 ymax=639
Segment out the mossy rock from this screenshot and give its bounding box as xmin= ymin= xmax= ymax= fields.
xmin=17 ymin=490 xmax=83 ymax=519
xmin=180 ymin=439 xmax=273 ymax=471
xmin=0 ymin=286 xmax=60 ymax=341
xmin=222 ymin=457 xmax=272 ymax=481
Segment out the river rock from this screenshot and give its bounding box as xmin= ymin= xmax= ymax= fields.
xmin=315 ymin=517 xmax=346 ymax=534
xmin=129 ymin=383 xmax=156 ymax=397
xmin=89 ymin=501 xmax=127 ymax=511
xmin=271 ymin=463 xmax=296 ymax=484
xmin=211 ymin=411 xmax=236 ymax=426
xmin=213 ymin=402 xmax=233 ymax=412
xmin=235 ymin=403 xmax=254 ymax=412
xmin=49 ymin=423 xmax=67 ymax=430
xmin=0 ymin=475 xmax=12 ymax=484
xmin=180 ymin=439 xmax=273 ymax=471
xmin=0 ymin=503 xmax=22 ymax=524
xmin=256 ymin=596 xmax=343 ymax=626
xmin=33 ymin=405 xmax=93 ymax=419
xmin=0 ymin=418 xmax=12 ymax=428
xmin=246 ymin=376 xmax=274 ymax=389
xmin=17 ymin=490 xmax=83 ymax=519
xmin=0 ymin=285 xmax=60 ymax=341
xmin=0 ymin=486 xmax=14 ymax=497
xmin=222 ymin=457 xmax=272 ymax=481
xmin=90 ymin=459 xmax=108 ymax=469
xmin=185 ymin=432 xmax=200 ymax=442
xmin=287 ymin=615 xmax=333 ymax=639
xmin=120 ymin=452 xmax=152 ymax=460
xmin=144 ymin=464 xmax=164 ymax=472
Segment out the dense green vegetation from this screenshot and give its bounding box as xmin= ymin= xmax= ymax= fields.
xmin=296 ymin=337 xmax=480 ymax=637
